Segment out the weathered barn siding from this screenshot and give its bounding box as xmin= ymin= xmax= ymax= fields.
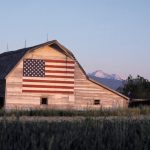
xmin=74 ymin=64 xmax=127 ymax=109
xmin=4 ymin=44 xmax=128 ymax=110
xmin=5 ymin=46 xmax=75 ymax=109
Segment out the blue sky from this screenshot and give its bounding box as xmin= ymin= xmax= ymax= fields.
xmin=0 ymin=0 xmax=150 ymax=79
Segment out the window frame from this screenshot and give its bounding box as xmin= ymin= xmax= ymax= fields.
xmin=41 ymin=97 xmax=48 ymax=105
xmin=94 ymin=99 xmax=100 ymax=105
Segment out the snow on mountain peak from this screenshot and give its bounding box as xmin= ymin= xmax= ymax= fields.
xmin=89 ymin=70 xmax=124 ymax=80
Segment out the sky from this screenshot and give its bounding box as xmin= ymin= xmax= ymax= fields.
xmin=0 ymin=0 xmax=150 ymax=80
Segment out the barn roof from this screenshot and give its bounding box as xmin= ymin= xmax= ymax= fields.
xmin=0 ymin=47 xmax=29 ymax=79
xmin=0 ymin=40 xmax=129 ymax=100
xmin=0 ymin=40 xmax=75 ymax=79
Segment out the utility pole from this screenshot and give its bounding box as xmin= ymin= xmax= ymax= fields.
xmin=6 ymin=43 xmax=9 ymax=51
xmin=47 ymin=33 xmax=49 ymax=42
xmin=25 ymin=40 xmax=27 ymax=48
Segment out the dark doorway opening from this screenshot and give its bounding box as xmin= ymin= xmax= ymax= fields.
xmin=0 ymin=97 xmax=4 ymax=108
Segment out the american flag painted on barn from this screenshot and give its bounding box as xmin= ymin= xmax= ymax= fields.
xmin=22 ymin=59 xmax=75 ymax=94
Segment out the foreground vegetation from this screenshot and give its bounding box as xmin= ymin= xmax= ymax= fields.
xmin=0 ymin=117 xmax=150 ymax=150
xmin=1 ymin=108 xmax=150 ymax=149
xmin=1 ymin=107 xmax=150 ymax=117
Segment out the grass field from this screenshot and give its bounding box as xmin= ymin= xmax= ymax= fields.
xmin=1 ymin=107 xmax=150 ymax=117
xmin=1 ymin=108 xmax=150 ymax=150
xmin=0 ymin=117 xmax=150 ymax=150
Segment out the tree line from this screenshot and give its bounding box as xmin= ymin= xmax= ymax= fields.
xmin=120 ymin=75 xmax=150 ymax=99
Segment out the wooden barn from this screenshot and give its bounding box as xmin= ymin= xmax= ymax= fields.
xmin=0 ymin=40 xmax=129 ymax=109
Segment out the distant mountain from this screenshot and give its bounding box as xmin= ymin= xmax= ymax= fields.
xmin=88 ymin=70 xmax=124 ymax=90
xmin=89 ymin=70 xmax=124 ymax=80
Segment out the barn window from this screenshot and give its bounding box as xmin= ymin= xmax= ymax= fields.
xmin=41 ymin=98 xmax=48 ymax=105
xmin=94 ymin=99 xmax=100 ymax=105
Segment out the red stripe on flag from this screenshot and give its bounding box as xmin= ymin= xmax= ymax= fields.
xmin=45 ymin=65 xmax=74 ymax=69
xmin=23 ymin=79 xmax=74 ymax=84
xmin=23 ymin=84 xmax=74 ymax=89
xmin=22 ymin=90 xmax=74 ymax=94
xmin=45 ymin=70 xmax=74 ymax=74
xmin=45 ymin=75 xmax=74 ymax=78
xmin=45 ymin=59 xmax=74 ymax=64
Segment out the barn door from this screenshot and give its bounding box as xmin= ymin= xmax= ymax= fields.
xmin=0 ymin=97 xmax=4 ymax=108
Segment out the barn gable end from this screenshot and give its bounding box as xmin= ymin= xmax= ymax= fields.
xmin=0 ymin=40 xmax=128 ymax=109
xmin=74 ymin=62 xmax=128 ymax=109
